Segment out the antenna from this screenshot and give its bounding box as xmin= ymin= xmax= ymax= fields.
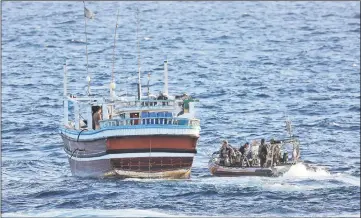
xmin=163 ymin=57 xmax=168 ymax=96
xmin=111 ymin=9 xmax=120 ymax=83
xmin=136 ymin=8 xmax=142 ymax=100
xmin=147 ymin=72 xmax=151 ymax=98
xmin=285 ymin=116 xmax=293 ymax=138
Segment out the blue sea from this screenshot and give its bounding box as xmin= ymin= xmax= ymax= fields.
xmin=1 ymin=1 xmax=360 ymax=217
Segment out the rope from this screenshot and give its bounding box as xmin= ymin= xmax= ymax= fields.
xmin=77 ymin=129 xmax=87 ymax=142
xmin=70 ymin=148 xmax=85 ymax=159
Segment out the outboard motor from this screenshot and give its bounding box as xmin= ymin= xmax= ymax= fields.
xmin=292 ymin=142 xmax=300 ymax=161
xmin=282 ymin=152 xmax=288 ymax=163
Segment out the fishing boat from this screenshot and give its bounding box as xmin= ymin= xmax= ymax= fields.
xmin=59 ymin=5 xmax=200 ymax=179
xmin=208 ymin=120 xmax=301 ymax=177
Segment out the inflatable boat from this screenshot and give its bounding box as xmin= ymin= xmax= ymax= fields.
xmin=209 ymin=119 xmax=301 ymax=177
xmin=208 ymin=151 xmax=298 ymax=177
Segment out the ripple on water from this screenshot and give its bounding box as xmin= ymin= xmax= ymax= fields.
xmin=1 ymin=1 xmax=360 ymax=217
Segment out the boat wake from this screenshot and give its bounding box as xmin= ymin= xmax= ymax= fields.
xmin=282 ymin=162 xmax=331 ymax=178
xmin=119 ymin=163 xmax=360 ymax=189
xmin=189 ymin=162 xmax=360 ymax=193
xmin=282 ymin=163 xmax=360 ymax=187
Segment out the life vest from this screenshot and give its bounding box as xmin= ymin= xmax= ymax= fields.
xmin=224 ymin=155 xmax=231 ymax=167
xmin=235 ymin=153 xmax=241 ymax=163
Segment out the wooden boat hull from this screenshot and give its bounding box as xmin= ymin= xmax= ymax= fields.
xmin=61 ymin=134 xmax=198 ymax=179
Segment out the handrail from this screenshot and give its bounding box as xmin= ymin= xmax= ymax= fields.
xmin=115 ymin=99 xmax=176 ymax=108
xmin=64 ymin=96 xmax=176 ymax=105
xmin=99 ymin=117 xmax=200 ymax=128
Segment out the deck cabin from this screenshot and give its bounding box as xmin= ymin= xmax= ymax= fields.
xmin=62 ymin=58 xmax=200 ymax=132
xmin=64 ymin=95 xmax=200 ymax=131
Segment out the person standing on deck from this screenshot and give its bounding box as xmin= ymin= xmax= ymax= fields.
xmin=92 ymin=106 xmax=102 ymax=130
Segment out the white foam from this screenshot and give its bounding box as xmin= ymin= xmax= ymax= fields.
xmin=193 ymin=163 xmax=360 ymax=192
xmin=282 ymin=163 xmax=330 ymax=179
xmin=2 ymin=208 xmax=177 ymax=217
xmin=260 ymin=182 xmax=322 ymax=192
xmin=333 ymin=173 xmax=360 ymax=187
xmin=330 ymin=122 xmax=341 ymax=127
xmin=282 ymin=163 xmax=360 ymax=187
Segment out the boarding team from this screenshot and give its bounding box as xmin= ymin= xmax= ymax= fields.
xmin=219 ymin=139 xmax=268 ymax=167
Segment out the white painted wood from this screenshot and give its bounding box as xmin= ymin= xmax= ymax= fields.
xmin=74 ymin=102 xmax=80 ymax=129
xmin=102 ymin=104 xmax=109 ymax=120
xmin=64 ymin=100 xmax=68 ymax=126
xmin=87 ymin=104 xmax=92 ymax=130
xmin=61 ymin=127 xmax=200 ymax=141
xmin=67 ymin=152 xmax=195 ymax=161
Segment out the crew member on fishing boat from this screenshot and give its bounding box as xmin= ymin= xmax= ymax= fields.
xmin=92 ymin=106 xmax=102 ymax=130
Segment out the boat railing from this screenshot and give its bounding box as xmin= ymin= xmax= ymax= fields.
xmin=115 ymin=99 xmax=177 ymax=108
xmin=99 ymin=117 xmax=200 ymax=128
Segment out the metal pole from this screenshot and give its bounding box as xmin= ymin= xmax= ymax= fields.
xmin=111 ymin=9 xmax=120 ymax=83
xmin=136 ymin=8 xmax=142 ymax=100
xmin=163 ymin=59 xmax=168 ymax=95
xmin=63 ymin=61 xmax=68 ymax=126
xmin=83 ymin=1 xmax=90 ymax=95
xmin=147 ymin=72 xmax=150 ymax=98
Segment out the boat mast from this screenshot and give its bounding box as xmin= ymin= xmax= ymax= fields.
xmin=111 ymin=9 xmax=120 ymax=83
xmin=63 ymin=60 xmax=68 ymax=126
xmin=110 ymin=9 xmax=120 ymax=99
xmin=147 ymin=72 xmax=150 ymax=98
xmin=136 ymin=8 xmax=142 ymax=100
xmin=163 ymin=57 xmax=168 ymax=96
xmin=285 ymin=117 xmax=293 ymax=138
xmin=83 ymin=1 xmax=93 ymax=95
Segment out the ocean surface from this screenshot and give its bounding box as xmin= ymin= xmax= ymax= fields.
xmin=1 ymin=1 xmax=360 ymax=217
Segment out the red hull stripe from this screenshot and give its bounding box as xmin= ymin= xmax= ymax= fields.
xmin=107 ymin=135 xmax=198 ymax=150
